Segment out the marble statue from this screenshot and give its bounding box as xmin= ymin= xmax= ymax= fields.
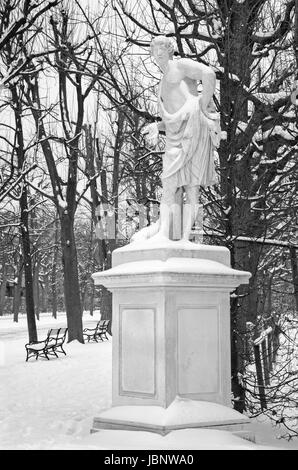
xmin=92 ymin=40 xmax=253 ymax=443
xmin=132 ymin=35 xmax=220 ymax=243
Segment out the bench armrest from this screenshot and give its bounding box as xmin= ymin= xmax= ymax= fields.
xmin=25 ymin=340 xmax=48 ymax=351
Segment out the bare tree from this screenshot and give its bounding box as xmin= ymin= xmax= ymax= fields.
xmin=0 ymin=0 xmax=61 ymax=340
xmin=18 ymin=4 xmax=103 ymax=342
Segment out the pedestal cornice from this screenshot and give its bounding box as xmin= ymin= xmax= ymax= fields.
xmin=92 ymin=257 xmax=251 ymax=291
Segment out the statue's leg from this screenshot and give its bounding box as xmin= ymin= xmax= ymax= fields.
xmin=159 ymin=179 xmax=177 ymax=239
xmin=172 ymin=187 xmax=183 ymax=240
xmin=182 ymin=185 xmax=200 ymax=241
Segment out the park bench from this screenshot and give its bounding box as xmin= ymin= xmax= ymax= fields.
xmin=83 ymin=319 xmax=110 ymax=343
xmin=25 ymin=327 xmax=68 ymax=362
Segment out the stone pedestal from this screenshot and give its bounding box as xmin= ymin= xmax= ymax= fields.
xmin=92 ymin=240 xmax=252 ymax=438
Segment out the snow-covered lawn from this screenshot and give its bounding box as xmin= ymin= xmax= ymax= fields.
xmin=0 ymin=311 xmax=112 ymax=449
xmin=1 ymin=312 xmax=298 ymax=450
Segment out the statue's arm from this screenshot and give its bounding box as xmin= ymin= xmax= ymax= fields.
xmin=142 ymin=80 xmax=166 ymax=145
xmin=177 ymin=58 xmax=216 ymax=116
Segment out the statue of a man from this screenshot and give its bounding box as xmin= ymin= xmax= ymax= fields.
xmin=132 ymin=35 xmax=220 ymax=243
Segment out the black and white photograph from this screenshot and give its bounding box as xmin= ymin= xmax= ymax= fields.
xmin=0 ymin=0 xmax=298 ymax=453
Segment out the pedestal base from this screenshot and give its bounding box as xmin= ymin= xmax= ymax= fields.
xmin=93 ymin=244 xmax=250 ymax=408
xmin=92 ymin=242 xmax=253 ymax=446
xmin=91 ymin=397 xmax=255 ymax=442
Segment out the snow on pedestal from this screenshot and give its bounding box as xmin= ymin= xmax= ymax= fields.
xmin=92 ymin=239 xmax=253 ymax=442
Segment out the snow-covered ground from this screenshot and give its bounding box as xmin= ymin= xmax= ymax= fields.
xmin=1 ymin=312 xmax=298 ymax=450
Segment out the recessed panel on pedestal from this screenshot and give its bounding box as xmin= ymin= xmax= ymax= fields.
xmin=120 ymin=307 xmax=156 ymax=397
xmin=177 ymin=306 xmax=219 ymax=395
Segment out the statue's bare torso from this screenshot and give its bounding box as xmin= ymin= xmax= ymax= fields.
xmin=160 ymin=61 xmax=199 ymax=114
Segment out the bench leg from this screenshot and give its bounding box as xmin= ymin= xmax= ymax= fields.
xmin=25 ymin=350 xmax=40 ymax=361
xmin=46 ymin=348 xmax=57 ymax=358
xmin=56 ymin=345 xmax=66 ymax=356
xmin=98 ymin=332 xmax=107 ymax=341
xmin=26 ymin=348 xmax=51 ymax=361
xmin=37 ymin=349 xmax=50 ymax=360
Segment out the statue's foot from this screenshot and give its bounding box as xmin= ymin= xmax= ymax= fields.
xmin=178 ymin=237 xmax=201 ymax=245
xmin=146 ymin=232 xmax=171 ymax=244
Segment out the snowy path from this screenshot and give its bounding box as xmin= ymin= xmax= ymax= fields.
xmin=0 ymin=312 xmax=112 ymax=449
xmin=1 ymin=313 xmax=298 ymax=449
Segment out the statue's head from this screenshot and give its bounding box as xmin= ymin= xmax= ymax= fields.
xmin=150 ymin=35 xmax=175 ymax=58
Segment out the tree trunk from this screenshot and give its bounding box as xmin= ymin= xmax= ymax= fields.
xmin=60 ymin=214 xmax=84 ymax=343
xmin=0 ymin=265 xmax=7 ymax=316
xmin=89 ymin=281 xmax=95 ymax=316
xmin=33 ymin=259 xmax=40 ymax=320
xmin=11 ymin=86 xmax=37 ymax=342
xmin=81 ymin=283 xmax=87 ymax=313
xmin=231 ymin=297 xmax=246 ymax=412
xmin=88 ymin=217 xmax=95 ymax=317
xmin=85 ymin=128 xmax=113 ymax=332
xmin=13 ymin=263 xmax=23 ymax=323
xmin=100 ymin=286 xmax=112 ymax=332
xmin=51 ymin=216 xmax=59 ymax=319
xmin=21 ymin=215 xmax=38 ymax=341
xmin=42 ymin=274 xmax=49 ymax=313
xmin=290 ymin=247 xmax=298 ymax=315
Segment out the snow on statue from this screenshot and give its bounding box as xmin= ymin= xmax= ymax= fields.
xmin=132 ymin=35 xmax=221 ymax=243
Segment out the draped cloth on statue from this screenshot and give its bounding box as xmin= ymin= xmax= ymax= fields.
xmin=159 ymin=95 xmax=220 ymax=189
